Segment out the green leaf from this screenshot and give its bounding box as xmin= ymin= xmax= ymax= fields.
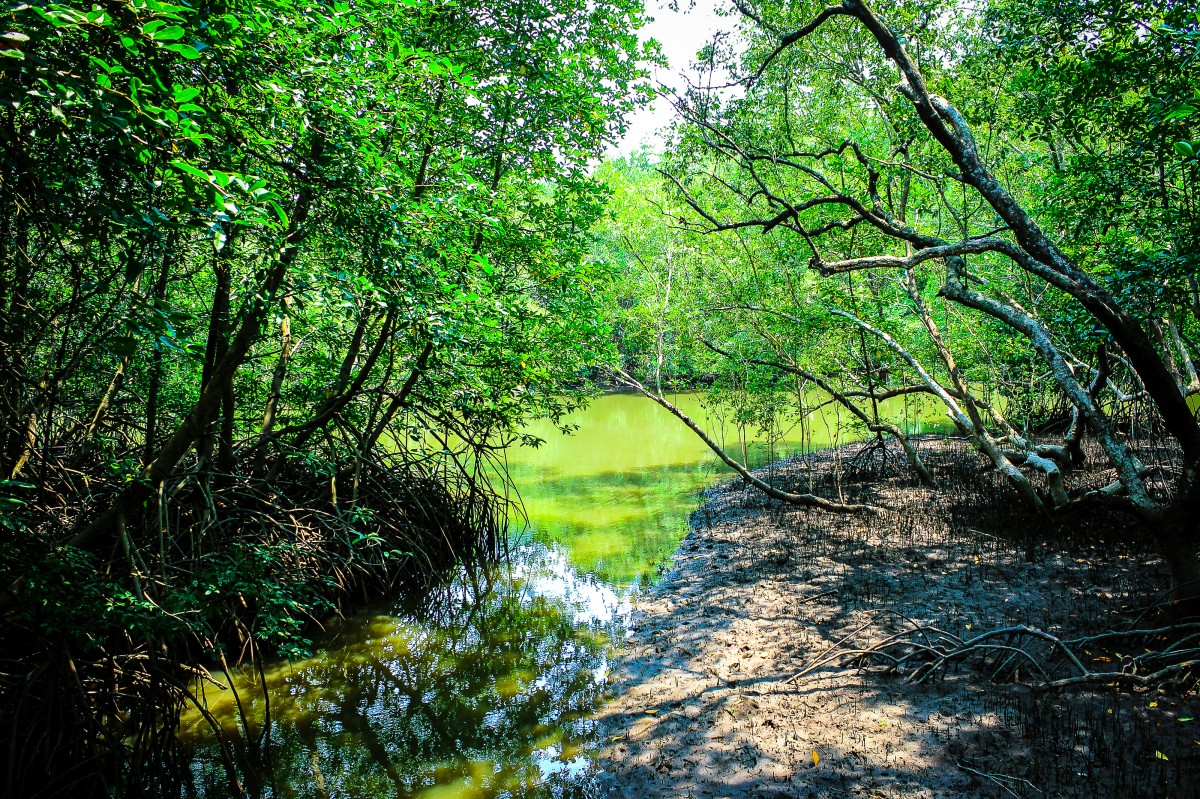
xmin=1165 ymin=105 xmax=1197 ymax=122
xmin=173 ymin=86 xmax=200 ymax=104
xmin=269 ymin=200 xmax=288 ymax=228
xmin=169 ymin=159 xmax=209 ymax=181
xmin=1174 ymin=141 xmax=1195 ymax=158
xmin=152 ymin=25 xmax=185 ymax=41
xmin=164 ymin=43 xmax=201 ymax=59
xmin=473 ymin=253 xmax=494 ymax=275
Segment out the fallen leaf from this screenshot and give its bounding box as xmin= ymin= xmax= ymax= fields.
xmin=812 ymin=750 xmax=820 ymax=767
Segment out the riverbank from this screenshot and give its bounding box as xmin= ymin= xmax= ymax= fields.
xmin=594 ymin=437 xmax=1200 ymax=798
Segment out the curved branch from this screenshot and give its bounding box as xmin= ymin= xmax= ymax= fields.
xmin=701 ymin=339 xmax=936 ymax=487
xmin=814 ymin=237 xmax=1017 ymax=275
xmin=748 ymin=5 xmax=853 ymax=85
xmin=940 ymin=258 xmax=1158 ymax=516
xmin=613 ymin=368 xmax=876 ymax=513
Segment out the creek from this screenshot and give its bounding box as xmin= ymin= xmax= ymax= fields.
xmin=180 ymin=391 xmax=947 ymax=798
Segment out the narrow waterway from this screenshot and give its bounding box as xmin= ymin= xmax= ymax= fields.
xmin=181 ymin=391 xmax=946 ymax=798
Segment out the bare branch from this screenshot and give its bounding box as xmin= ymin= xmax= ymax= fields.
xmin=613 ymin=368 xmax=876 ymax=513
xmin=701 ymin=339 xmax=936 ymax=486
xmin=749 ymin=5 xmax=853 ymax=86
xmin=814 ymin=238 xmax=1018 ymax=275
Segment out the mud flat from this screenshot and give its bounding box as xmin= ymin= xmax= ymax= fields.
xmin=594 ymin=438 xmax=1200 ymax=799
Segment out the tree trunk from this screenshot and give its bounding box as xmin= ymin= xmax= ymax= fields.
xmin=259 ymin=300 xmax=293 ymax=435
xmin=1 ymin=202 xmax=32 ymax=477
xmin=68 ymin=356 xmax=129 ymax=470
xmin=197 ymin=231 xmax=235 ymax=472
xmin=143 ymin=242 xmax=175 ymax=464
xmin=1152 ymin=507 xmax=1200 ymax=615
xmin=360 ymin=342 xmax=434 ymax=454
xmin=67 ymin=139 xmax=320 ymax=553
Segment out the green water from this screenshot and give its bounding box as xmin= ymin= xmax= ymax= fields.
xmin=181 ymin=391 xmax=946 ymax=798
xmin=511 ymin=390 xmax=941 ymax=585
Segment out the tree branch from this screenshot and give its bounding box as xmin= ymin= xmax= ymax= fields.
xmin=613 ymin=368 xmax=876 ymax=513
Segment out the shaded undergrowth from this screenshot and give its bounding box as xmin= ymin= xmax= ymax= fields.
xmin=0 ymin=450 xmax=509 ymax=799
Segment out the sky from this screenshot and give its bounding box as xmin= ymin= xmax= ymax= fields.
xmin=613 ymin=0 xmax=732 ymax=155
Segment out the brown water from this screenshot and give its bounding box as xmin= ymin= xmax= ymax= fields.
xmin=180 ymin=391 xmax=948 ymax=798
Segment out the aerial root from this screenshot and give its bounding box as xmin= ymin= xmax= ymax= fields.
xmin=785 ymin=610 xmax=1200 ymax=692
xmin=844 ymin=435 xmax=907 ymax=479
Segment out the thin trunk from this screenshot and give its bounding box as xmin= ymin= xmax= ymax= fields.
xmin=1064 ymin=344 xmax=1109 ymax=465
xmin=69 ymin=135 xmax=321 ymax=552
xmin=260 ymin=300 xmax=293 ymax=435
xmin=941 ymin=256 xmax=1155 ymax=513
xmin=702 ymin=339 xmax=937 ymax=488
xmin=68 ymin=356 xmax=130 ymax=470
xmin=331 ymin=311 xmax=373 ymax=397
xmin=360 ymin=342 xmax=434 ymax=455
xmin=218 ymin=381 xmax=235 ymax=475
xmin=831 ymin=303 xmax=1046 ymax=511
xmin=197 ymin=230 xmax=236 ymax=470
xmin=655 ymin=247 xmax=674 ymax=396
xmin=1169 ymin=319 xmax=1200 ymax=396
xmin=143 ymin=243 xmax=175 ymax=464
xmin=253 ymin=308 xmax=399 ymax=480
xmin=1 ymin=203 xmax=32 ymax=476
xmin=1150 ymin=317 xmax=1182 ymax=391
xmin=8 ymin=370 xmax=45 ymax=480
xmin=1188 ymin=273 xmax=1200 ymax=326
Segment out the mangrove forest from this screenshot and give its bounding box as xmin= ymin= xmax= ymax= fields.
xmin=2 ymin=0 xmax=1200 ymax=796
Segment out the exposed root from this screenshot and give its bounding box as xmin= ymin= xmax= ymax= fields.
xmin=0 ymin=448 xmax=510 ymax=798
xmin=786 ymin=610 xmax=1200 ymax=693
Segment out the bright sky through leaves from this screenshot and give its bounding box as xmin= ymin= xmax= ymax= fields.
xmin=616 ymin=0 xmax=727 ymax=154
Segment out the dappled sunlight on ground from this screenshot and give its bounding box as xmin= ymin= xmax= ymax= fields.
xmin=596 ymin=439 xmax=1200 ymax=798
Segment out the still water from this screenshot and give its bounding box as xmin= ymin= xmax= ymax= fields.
xmin=181 ymin=391 xmax=943 ymax=798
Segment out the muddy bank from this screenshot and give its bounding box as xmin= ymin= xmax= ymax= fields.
xmin=594 ymin=438 xmax=1200 ymax=798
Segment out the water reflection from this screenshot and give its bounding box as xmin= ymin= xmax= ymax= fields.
xmin=182 ymin=391 xmax=951 ymax=798
xmin=182 ymin=544 xmax=617 ymax=799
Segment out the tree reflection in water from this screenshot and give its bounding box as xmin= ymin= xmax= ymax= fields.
xmin=180 ymin=543 xmax=622 ymax=799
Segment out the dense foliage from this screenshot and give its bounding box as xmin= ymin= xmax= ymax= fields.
xmin=602 ymin=1 xmax=1200 ymax=590
xmin=0 ymin=0 xmax=653 ymax=794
